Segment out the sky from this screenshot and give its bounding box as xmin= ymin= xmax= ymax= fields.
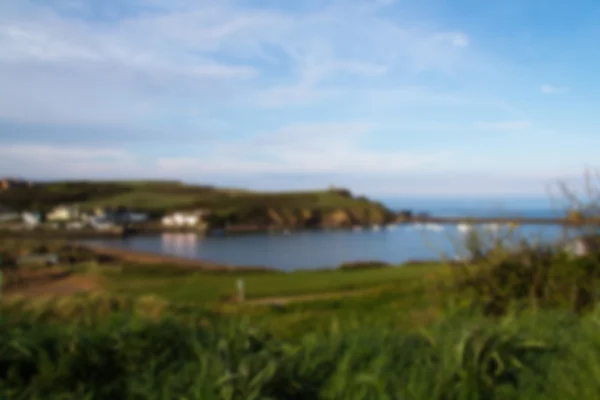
xmin=0 ymin=0 xmax=599 ymax=196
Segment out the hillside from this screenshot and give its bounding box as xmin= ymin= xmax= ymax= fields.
xmin=0 ymin=180 xmax=395 ymax=228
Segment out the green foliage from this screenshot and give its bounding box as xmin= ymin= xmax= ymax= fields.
xmin=455 ymin=246 xmax=600 ymax=316
xmin=2 ymin=309 xmax=599 ymax=399
xmin=337 ymin=261 xmax=391 ymax=270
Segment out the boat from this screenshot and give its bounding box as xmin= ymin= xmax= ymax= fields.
xmin=425 ymin=223 xmax=444 ymax=232
xmin=483 ymin=223 xmax=500 ymax=232
xmin=457 ymin=223 xmax=472 ymax=233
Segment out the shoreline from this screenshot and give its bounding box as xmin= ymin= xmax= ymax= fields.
xmin=84 ymin=244 xmax=277 ymax=273
xmin=0 ymin=216 xmax=583 ymax=240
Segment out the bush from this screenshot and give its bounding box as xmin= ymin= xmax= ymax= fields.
xmin=337 ymin=261 xmax=391 ymax=271
xmin=455 ymin=246 xmax=600 ymax=315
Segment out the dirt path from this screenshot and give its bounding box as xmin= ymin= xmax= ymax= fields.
xmin=236 ymin=285 xmax=389 ymax=307
xmin=2 ymin=267 xmax=101 ymax=299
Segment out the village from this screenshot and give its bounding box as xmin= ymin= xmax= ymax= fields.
xmin=0 ymin=203 xmax=211 ymax=234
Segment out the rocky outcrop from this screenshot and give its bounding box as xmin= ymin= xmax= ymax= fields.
xmin=205 ymin=195 xmax=394 ymax=231
xmin=323 ymin=209 xmax=353 ymax=228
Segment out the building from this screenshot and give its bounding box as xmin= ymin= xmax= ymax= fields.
xmin=564 ymin=235 xmax=600 ymax=257
xmin=162 ymin=210 xmax=208 ymax=227
xmin=89 ymin=216 xmax=116 ymax=231
xmin=66 ymin=221 xmax=84 ymax=230
xmin=22 ymin=212 xmax=41 ymax=227
xmin=108 ymin=210 xmax=149 ymax=224
xmin=46 ymin=205 xmax=79 ymax=222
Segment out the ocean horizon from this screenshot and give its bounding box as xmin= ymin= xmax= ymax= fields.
xmin=378 ymin=196 xmax=568 ymax=219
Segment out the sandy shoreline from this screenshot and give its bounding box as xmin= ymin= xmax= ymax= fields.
xmin=84 ymin=243 xmax=276 ymax=273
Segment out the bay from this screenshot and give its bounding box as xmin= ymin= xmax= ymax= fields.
xmin=83 ymin=198 xmax=580 ymax=271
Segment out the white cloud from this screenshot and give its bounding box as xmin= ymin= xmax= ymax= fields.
xmin=473 ymin=120 xmax=533 ymax=130
xmin=0 ymin=143 xmax=148 ymax=178
xmin=432 ymin=32 xmax=470 ymax=48
xmin=0 ymin=0 xmax=478 ymax=123
xmin=0 ymin=144 xmax=128 ymax=160
xmin=157 ymin=122 xmax=452 ymax=175
xmin=540 ymin=84 xmax=569 ymax=94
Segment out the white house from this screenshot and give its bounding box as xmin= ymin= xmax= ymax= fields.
xmin=22 ymin=212 xmax=41 ymax=227
xmin=89 ymin=216 xmax=116 ymax=231
xmin=47 ymin=205 xmax=79 ymax=222
xmin=564 ymin=236 xmax=600 ymax=257
xmin=162 ymin=210 xmax=207 ymax=227
xmin=564 ymin=235 xmax=600 ymax=257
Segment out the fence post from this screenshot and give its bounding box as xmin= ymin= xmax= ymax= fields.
xmin=237 ymin=279 xmax=245 ymax=303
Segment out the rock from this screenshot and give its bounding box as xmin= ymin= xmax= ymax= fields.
xmin=323 ymin=209 xmax=352 ymax=228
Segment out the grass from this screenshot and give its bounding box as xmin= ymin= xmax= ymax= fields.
xmin=80 ymin=191 xmax=203 ymax=213
xmin=100 ymin=262 xmax=449 ymax=305
xmin=0 ymin=180 xmax=386 ymax=214
xmin=1 ymin=306 xmax=600 ymax=399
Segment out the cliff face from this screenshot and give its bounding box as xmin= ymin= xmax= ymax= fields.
xmin=211 ymin=205 xmax=394 ymax=230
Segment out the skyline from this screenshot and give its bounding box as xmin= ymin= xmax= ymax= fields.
xmin=1 ymin=0 xmax=599 ymax=195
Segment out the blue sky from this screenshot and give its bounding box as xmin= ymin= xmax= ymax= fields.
xmin=0 ymin=0 xmax=598 ymax=196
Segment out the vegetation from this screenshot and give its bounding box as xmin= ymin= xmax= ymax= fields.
xmin=3 ymin=306 xmax=600 ymax=400
xmin=0 ymin=180 xmax=395 ymax=227
xmin=4 ymin=173 xmax=600 ymax=398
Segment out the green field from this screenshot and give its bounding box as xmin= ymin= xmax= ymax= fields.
xmin=101 ymin=262 xmax=448 ymax=305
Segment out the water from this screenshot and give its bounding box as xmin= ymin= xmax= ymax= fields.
xmin=382 ymin=197 xmax=567 ymax=219
xmin=83 ymin=198 xmax=580 ymax=271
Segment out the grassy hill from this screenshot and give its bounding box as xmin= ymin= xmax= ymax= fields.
xmin=0 ymin=180 xmax=395 ymax=227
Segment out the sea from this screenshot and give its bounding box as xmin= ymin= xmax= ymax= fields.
xmin=84 ymin=197 xmax=579 ymax=271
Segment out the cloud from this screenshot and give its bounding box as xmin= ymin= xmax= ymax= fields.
xmin=0 ymin=0 xmax=477 ymax=126
xmin=0 ymin=143 xmax=148 ymax=178
xmin=540 ymin=84 xmax=569 ymax=94
xmin=473 ymin=120 xmax=533 ymax=130
xmin=3 ymin=0 xmax=568 ymax=196
xmin=158 ymin=122 xmax=452 ymax=175
xmin=432 ymin=32 xmax=470 ymax=48
xmin=256 ymin=59 xmax=388 ymax=108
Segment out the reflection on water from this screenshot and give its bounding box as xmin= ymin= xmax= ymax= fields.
xmin=161 ymin=233 xmax=199 ymax=258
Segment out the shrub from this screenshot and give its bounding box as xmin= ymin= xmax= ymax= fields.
xmin=456 ymin=246 xmax=600 ymax=315
xmin=337 ymin=261 xmax=391 ymax=271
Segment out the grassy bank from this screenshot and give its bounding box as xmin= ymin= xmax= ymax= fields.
xmin=1 ymin=306 xmax=599 ymax=399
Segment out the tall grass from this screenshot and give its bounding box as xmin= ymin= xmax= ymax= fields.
xmin=1 ymin=308 xmax=599 ymax=399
